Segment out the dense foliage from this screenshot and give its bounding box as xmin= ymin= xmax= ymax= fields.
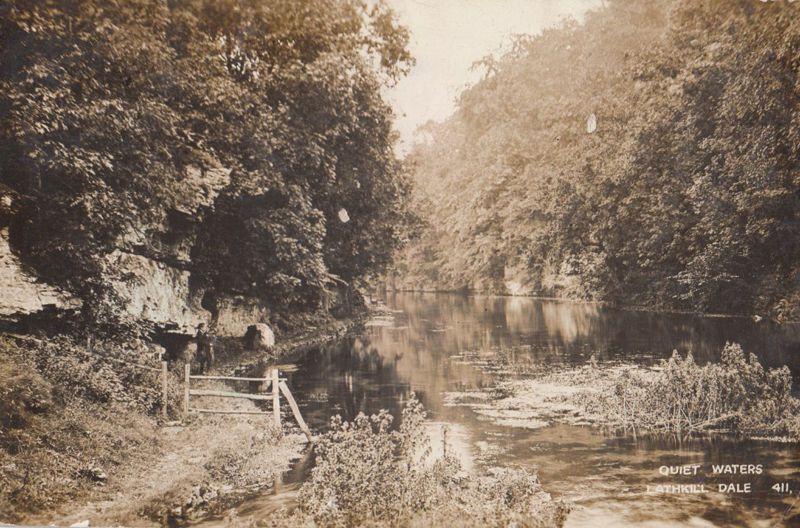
xmin=265 ymin=396 xmax=568 ymax=527
xmin=581 ymin=344 xmax=800 ymax=439
xmin=0 ymin=336 xmax=161 ymax=517
xmin=394 ymin=0 xmax=800 ymax=318
xmin=0 ymin=0 xmax=414 ymax=322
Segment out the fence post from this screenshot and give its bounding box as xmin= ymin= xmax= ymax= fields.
xmin=272 ymin=368 xmax=281 ymax=429
xmin=161 ymin=361 xmax=168 ymax=420
xmin=184 ymin=364 xmax=191 ymax=416
xmin=279 ymin=380 xmax=313 ymax=442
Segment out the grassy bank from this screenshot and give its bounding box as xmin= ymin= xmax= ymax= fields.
xmin=0 ymin=325 xmax=319 ymax=526
xmin=0 ymin=334 xmax=163 ymax=520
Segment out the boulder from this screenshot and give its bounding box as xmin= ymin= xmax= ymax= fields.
xmin=245 ymin=323 xmax=275 ymax=350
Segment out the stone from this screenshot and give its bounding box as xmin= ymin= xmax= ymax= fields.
xmin=213 ymin=295 xmax=270 ymax=337
xmin=79 ymin=466 xmax=107 ymax=482
xmin=104 ymin=250 xmax=210 ymax=333
xmin=245 ymin=323 xmax=275 ymax=350
xmin=70 ymin=521 xmax=90 ymax=527
xmin=586 ymin=113 xmax=597 ymax=133
xmin=0 ymin=228 xmax=81 ymax=320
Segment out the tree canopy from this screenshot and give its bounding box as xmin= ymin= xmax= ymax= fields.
xmin=0 ymin=0 xmax=415 ymax=322
xmin=394 ymin=0 xmax=800 ymax=319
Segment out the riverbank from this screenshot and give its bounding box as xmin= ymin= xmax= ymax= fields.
xmin=0 ymin=310 xmax=369 ymax=527
xmin=24 ymin=399 xmax=306 ymax=527
xmin=381 ymin=288 xmax=789 ymax=322
xmin=221 ymin=308 xmax=374 ymax=374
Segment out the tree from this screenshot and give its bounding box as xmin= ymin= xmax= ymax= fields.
xmin=0 ymin=0 xmax=415 ymax=325
xmin=395 ymin=0 xmax=800 ymax=318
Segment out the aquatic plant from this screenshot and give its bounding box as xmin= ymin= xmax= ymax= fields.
xmin=586 ymin=344 xmax=800 ymax=439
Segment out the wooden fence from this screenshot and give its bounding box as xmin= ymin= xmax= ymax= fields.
xmin=88 ymin=345 xmax=308 ymax=439
xmin=113 ymin=357 xmax=312 ymax=441
xmin=183 ymin=365 xmax=313 ymax=442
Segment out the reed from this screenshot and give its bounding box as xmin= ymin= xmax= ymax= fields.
xmin=584 ymin=344 xmax=800 ymax=439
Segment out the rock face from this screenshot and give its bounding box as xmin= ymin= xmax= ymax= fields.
xmin=105 ymin=250 xmax=210 ymax=333
xmin=96 ymin=158 xmax=230 ymax=333
xmin=213 ymin=296 xmax=271 ymax=337
xmin=0 ymin=228 xmax=80 ymax=321
xmin=0 ymin=159 xmax=276 ymax=338
xmin=245 ymin=323 xmax=275 ymax=350
xmin=173 ymin=164 xmax=232 ymax=216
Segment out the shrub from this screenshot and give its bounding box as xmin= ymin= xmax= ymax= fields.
xmin=264 ymin=395 xmax=568 ymax=527
xmin=21 ymin=335 xmax=168 ymax=414
xmin=593 ymin=343 xmax=800 ymax=438
xmin=297 ymin=397 xmax=430 ymax=525
xmin=0 ymin=360 xmax=53 ymax=434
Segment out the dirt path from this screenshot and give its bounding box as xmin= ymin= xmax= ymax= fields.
xmin=14 ymin=314 xmax=369 ymax=527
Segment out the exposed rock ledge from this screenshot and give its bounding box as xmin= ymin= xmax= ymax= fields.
xmin=105 ymin=249 xmax=210 ymax=334
xmin=105 ymin=251 xmax=274 ymax=339
xmin=0 ymin=227 xmax=80 ymax=321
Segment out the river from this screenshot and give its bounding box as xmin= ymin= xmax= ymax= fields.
xmin=213 ymin=292 xmax=800 ymax=527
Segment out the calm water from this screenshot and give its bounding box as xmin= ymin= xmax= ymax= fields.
xmin=212 ymin=293 xmax=800 ymax=527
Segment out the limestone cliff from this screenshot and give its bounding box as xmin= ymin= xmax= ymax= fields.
xmin=0 ymin=158 xmax=273 ymax=340
xmin=0 ymin=227 xmax=80 ymax=322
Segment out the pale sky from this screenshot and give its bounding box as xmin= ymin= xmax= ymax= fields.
xmin=384 ymin=0 xmax=602 ymax=151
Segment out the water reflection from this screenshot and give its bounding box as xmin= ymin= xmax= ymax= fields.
xmin=232 ymin=293 xmax=800 ymax=527
xmin=381 ymin=292 xmax=800 ymax=374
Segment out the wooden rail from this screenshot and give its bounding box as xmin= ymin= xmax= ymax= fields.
xmin=192 ymin=408 xmax=271 ymax=415
xmin=272 ymin=368 xmax=280 ymax=429
xmin=105 ymin=356 xmax=162 ymax=372
xmin=161 ymin=361 xmax=168 ymax=419
xmin=279 ymin=380 xmax=312 ymax=440
xmin=188 ymin=389 xmax=273 ymax=401
xmin=189 ymin=374 xmax=278 ymax=382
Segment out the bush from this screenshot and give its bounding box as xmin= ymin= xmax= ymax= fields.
xmin=264 ymin=395 xmax=567 ymax=528
xmin=21 ymin=335 xmax=168 ymax=414
xmin=0 ymin=360 xmax=53 ymax=434
xmin=592 ymin=343 xmax=800 ymax=438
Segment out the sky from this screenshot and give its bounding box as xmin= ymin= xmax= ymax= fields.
xmin=384 ymin=0 xmax=602 ymax=151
